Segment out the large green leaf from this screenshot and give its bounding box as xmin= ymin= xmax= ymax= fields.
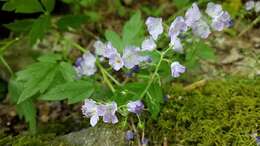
xmin=105 ymin=30 xmax=124 ymax=53
xmin=41 ymin=0 xmax=55 ymax=12
xmin=40 ymin=80 xmax=95 ymax=104
xmin=145 ymin=83 xmax=163 ymax=119
xmin=122 ymin=11 xmax=144 ymax=47
xmin=2 ymin=0 xmax=44 ymax=13
xmin=9 ymin=79 xmax=37 ymax=134
xmin=59 ymin=62 xmax=77 ymax=82
xmin=29 ymin=14 xmax=51 ymax=45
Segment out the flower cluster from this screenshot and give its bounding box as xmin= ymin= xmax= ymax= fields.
xmin=82 ymin=99 xmax=144 ymax=127
xmin=245 ymin=0 xmax=260 ymax=12
xmin=74 ymin=52 xmax=97 ymax=77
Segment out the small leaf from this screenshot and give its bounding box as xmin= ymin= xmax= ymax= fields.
xmin=3 ymin=19 xmax=34 ymax=32
xmin=173 ymin=0 xmax=190 ymax=9
xmin=145 ymin=83 xmax=163 ymax=119
xmin=40 ymin=80 xmax=95 ymax=104
xmin=105 ymin=30 xmax=123 ymax=53
xmin=195 ymin=41 xmax=216 ymax=61
xmin=29 ymin=14 xmax=51 ymax=45
xmin=2 ymin=0 xmax=44 ymax=13
xmin=57 ymin=14 xmax=88 ymax=31
xmin=41 ymin=0 xmax=55 ymax=12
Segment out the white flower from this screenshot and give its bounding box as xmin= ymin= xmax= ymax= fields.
xmin=108 ymin=53 xmax=124 ymax=71
xmin=169 ymin=16 xmax=188 ymax=38
xmin=75 ymin=52 xmax=97 ymax=77
xmin=171 ymin=61 xmax=186 ymax=78
xmin=81 ymin=99 xmax=100 ymax=127
xmin=191 ymin=19 xmax=211 ymax=39
xmin=122 ymin=46 xmax=143 ymax=69
xmin=94 ymin=40 xmax=106 ymax=56
xmin=205 ymin=2 xmax=223 ymax=18
xmin=185 ymin=3 xmax=201 ymax=27
xmin=170 ymin=36 xmax=183 ymax=53
xmin=103 ymin=42 xmax=118 ymax=58
xmin=141 ymin=37 xmax=156 ymax=51
xmin=145 ymin=17 xmax=163 ymax=40
xmin=245 ymin=1 xmax=255 ymax=11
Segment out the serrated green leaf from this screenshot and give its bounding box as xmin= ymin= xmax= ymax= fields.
xmin=2 ymin=0 xmax=44 ymax=13
xmin=9 ymin=79 xmax=36 ymax=134
xmin=3 ymin=19 xmax=34 ymax=32
xmin=122 ymin=11 xmax=144 ymax=47
xmin=105 ymin=30 xmax=123 ymax=53
xmin=17 ymin=62 xmax=58 ymax=103
xmin=37 ymin=53 xmax=62 ymax=63
xmin=29 ymin=14 xmax=51 ymax=45
xmin=41 ymin=0 xmax=55 ymax=12
xmin=57 ymin=14 xmax=88 ymax=31
xmin=59 ymin=62 xmax=76 ymax=82
xmin=145 ymin=83 xmax=163 ymax=119
xmin=40 ymin=80 xmax=95 ymax=104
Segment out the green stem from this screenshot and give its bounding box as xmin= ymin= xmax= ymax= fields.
xmin=238 ymin=16 xmax=260 ymax=37
xmin=0 ymin=38 xmax=19 ymax=54
xmin=140 ymin=47 xmax=171 ymax=99
xmin=0 ymin=56 xmax=13 ymax=76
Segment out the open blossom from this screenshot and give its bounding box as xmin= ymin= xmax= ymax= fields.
xmin=169 ymin=16 xmax=188 ymax=38
xmin=145 ymin=17 xmax=163 ymax=40
xmin=81 ymin=99 xmax=100 ymax=127
xmin=98 ymin=102 xmax=118 ymax=124
xmin=125 ymin=130 xmax=134 ymax=141
xmin=206 ymin=2 xmax=223 ymax=18
xmin=245 ymin=1 xmax=255 ymax=11
xmin=109 ymin=53 xmax=124 ymax=71
xmin=75 ymin=52 xmax=97 ymax=77
xmin=103 ymin=42 xmax=118 ymax=58
xmin=191 ymin=19 xmax=211 ymax=39
xmin=185 ymin=3 xmax=201 ymax=27
xmin=127 ymin=100 xmax=144 ymax=114
xmin=170 ymin=36 xmax=183 ymax=53
xmin=122 ymin=46 xmax=144 ymax=69
xmin=171 ymin=61 xmax=186 ymax=78
xmin=141 ymin=37 xmax=156 ymax=51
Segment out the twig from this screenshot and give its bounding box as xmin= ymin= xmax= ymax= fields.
xmin=238 ymin=16 xmax=260 ymax=37
xmin=163 ymin=137 xmax=168 ymax=146
xmin=183 ymin=79 xmax=207 ymax=91
xmin=130 ymin=117 xmax=141 ymax=146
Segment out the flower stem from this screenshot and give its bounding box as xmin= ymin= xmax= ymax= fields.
xmin=238 ymin=15 xmax=260 ymax=37
xmin=140 ymin=47 xmax=171 ymax=99
xmin=0 ymin=56 xmax=13 ymax=76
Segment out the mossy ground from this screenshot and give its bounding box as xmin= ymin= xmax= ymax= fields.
xmin=0 ymin=76 xmax=259 ymax=146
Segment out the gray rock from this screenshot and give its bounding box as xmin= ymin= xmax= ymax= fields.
xmin=57 ymin=125 xmax=126 ymax=146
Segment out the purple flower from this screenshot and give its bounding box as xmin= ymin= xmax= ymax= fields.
xmin=122 ymin=46 xmax=143 ymax=69
xmin=169 ymin=16 xmax=188 ymax=38
xmin=81 ymin=99 xmax=100 ymax=127
xmin=211 ymin=11 xmax=232 ymax=31
xmin=205 ymin=2 xmax=223 ymax=18
xmin=141 ymin=37 xmax=156 ymax=51
xmin=75 ymin=52 xmax=97 ymax=77
xmin=125 ymin=130 xmax=134 ymax=141
xmin=171 ymin=61 xmax=186 ymax=78
xmin=141 ymin=137 xmax=149 ymax=145
xmin=108 ymin=53 xmax=124 ymax=71
xmin=185 ymin=3 xmax=201 ymax=27
xmin=245 ymin=1 xmax=255 ymax=11
xmin=98 ymin=102 xmax=118 ymax=124
xmin=93 ymin=40 xmax=106 ymax=56
xmin=103 ymin=42 xmax=118 ymax=58
xmin=191 ymin=19 xmax=211 ymax=39
xmin=127 ymin=100 xmax=144 ymax=114
xmin=145 ymin=17 xmax=163 ymax=40
xmin=255 ymin=1 xmax=260 ymax=13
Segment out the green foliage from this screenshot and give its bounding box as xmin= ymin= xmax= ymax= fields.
xmin=185 ymin=40 xmax=216 ymax=68
xmin=15 ymin=54 xmax=76 ymax=104
xmin=146 ymin=77 xmax=260 ymax=145
xmin=2 ymin=0 xmax=44 ymax=13
xmin=105 ymin=30 xmax=124 ymax=53
xmin=29 ymin=15 xmax=51 ymax=45
xmin=3 ymin=19 xmax=34 ymax=33
xmin=41 ymin=0 xmax=55 ymax=13
xmin=40 ymin=80 xmax=95 ymax=104
xmin=173 ymin=0 xmax=190 ymax=9
xmin=57 ymin=15 xmax=88 ymax=31
xmin=144 ymin=83 xmax=163 ymax=119
xmin=9 ymin=79 xmax=37 ymax=134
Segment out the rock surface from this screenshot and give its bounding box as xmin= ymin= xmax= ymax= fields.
xmin=57 ymin=125 xmax=126 ymax=146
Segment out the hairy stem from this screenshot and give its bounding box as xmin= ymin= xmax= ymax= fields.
xmin=238 ymin=16 xmax=260 ymax=37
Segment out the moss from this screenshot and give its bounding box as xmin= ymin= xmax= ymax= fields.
xmin=146 ymin=76 xmax=260 ymax=146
